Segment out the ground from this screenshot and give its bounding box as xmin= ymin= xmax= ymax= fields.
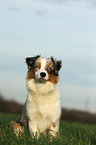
xmin=0 ymin=112 xmax=96 ymax=145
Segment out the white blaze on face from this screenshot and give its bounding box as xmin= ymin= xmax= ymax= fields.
xmin=35 ymin=57 xmax=49 ymax=81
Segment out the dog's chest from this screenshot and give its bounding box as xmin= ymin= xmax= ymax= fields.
xmin=27 ymin=89 xmax=60 ymax=117
xmin=36 ymin=94 xmax=54 ymax=114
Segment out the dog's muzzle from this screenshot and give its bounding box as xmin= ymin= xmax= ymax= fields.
xmin=35 ymin=70 xmax=49 ymax=82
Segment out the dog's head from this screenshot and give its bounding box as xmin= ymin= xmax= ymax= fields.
xmin=26 ymin=55 xmax=62 ymax=84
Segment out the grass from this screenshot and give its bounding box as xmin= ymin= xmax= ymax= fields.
xmin=0 ymin=112 xmax=96 ymax=145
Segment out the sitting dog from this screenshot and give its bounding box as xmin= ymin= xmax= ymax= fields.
xmin=11 ymin=55 xmax=62 ymax=138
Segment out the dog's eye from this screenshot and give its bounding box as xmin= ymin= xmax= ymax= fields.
xmin=47 ymin=67 xmax=51 ymax=70
xmin=35 ymin=65 xmax=40 ymax=70
xmin=47 ymin=67 xmax=52 ymax=72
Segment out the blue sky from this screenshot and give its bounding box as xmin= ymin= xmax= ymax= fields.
xmin=0 ymin=0 xmax=96 ymax=112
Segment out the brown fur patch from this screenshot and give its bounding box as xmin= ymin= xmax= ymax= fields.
xmin=10 ymin=121 xmax=24 ymax=136
xmin=10 ymin=121 xmax=23 ymax=129
xmin=48 ymin=72 xmax=59 ymax=84
xmin=27 ymin=68 xmax=34 ymax=80
xmin=46 ymin=63 xmax=50 ymax=68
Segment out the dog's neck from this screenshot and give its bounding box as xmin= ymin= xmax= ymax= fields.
xmin=27 ymin=79 xmax=58 ymax=96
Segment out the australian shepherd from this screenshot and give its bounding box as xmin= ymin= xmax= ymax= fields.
xmin=11 ymin=55 xmax=62 ymax=138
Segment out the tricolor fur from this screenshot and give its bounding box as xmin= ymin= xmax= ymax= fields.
xmin=11 ymin=55 xmax=62 ymax=138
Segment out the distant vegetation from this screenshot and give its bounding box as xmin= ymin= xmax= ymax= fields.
xmin=0 ymin=95 xmax=23 ymax=114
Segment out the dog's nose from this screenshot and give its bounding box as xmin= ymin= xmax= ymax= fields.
xmin=40 ymin=72 xmax=46 ymax=78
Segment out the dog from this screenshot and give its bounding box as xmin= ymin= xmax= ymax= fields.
xmin=11 ymin=55 xmax=62 ymax=138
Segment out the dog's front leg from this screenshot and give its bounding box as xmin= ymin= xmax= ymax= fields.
xmin=29 ymin=120 xmax=39 ymax=138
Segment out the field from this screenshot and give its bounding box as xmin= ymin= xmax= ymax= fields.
xmin=0 ymin=112 xmax=96 ymax=145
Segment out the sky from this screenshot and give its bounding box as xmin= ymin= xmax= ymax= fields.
xmin=0 ymin=0 xmax=96 ymax=113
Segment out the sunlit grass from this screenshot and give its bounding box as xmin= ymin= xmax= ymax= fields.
xmin=0 ymin=112 xmax=96 ymax=145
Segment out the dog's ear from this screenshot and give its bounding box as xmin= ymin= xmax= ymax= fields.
xmin=51 ymin=57 xmax=62 ymax=76
xmin=56 ymin=60 xmax=62 ymax=71
xmin=26 ymin=55 xmax=40 ymax=69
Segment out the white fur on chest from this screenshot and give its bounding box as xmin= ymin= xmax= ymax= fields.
xmin=26 ymin=79 xmax=61 ymax=132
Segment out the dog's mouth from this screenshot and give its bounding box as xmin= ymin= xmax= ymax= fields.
xmin=35 ymin=77 xmax=48 ymax=83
